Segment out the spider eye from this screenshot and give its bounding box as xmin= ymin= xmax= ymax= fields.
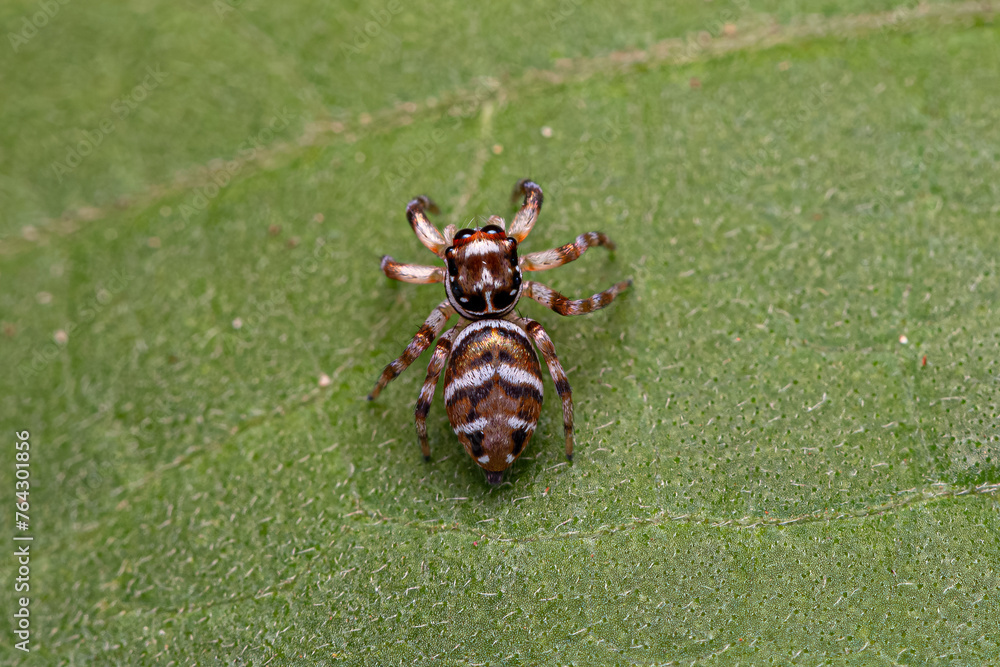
xmin=454 ymin=229 xmax=475 ymax=241
xmin=507 ymin=239 xmax=518 ymax=266
xmin=481 ymin=224 xmax=504 ymax=235
xmin=459 ymin=294 xmax=487 ymax=313
xmin=511 ymin=427 xmax=529 ymax=456
xmin=468 ymin=431 xmax=484 ymax=457
xmin=492 ymin=289 xmax=518 ymax=311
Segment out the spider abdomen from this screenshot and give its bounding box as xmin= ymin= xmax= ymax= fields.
xmin=443 ymin=319 xmax=543 ymax=484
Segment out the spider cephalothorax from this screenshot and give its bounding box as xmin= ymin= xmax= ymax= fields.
xmin=368 ymin=180 xmax=630 ymax=485
xmin=444 ymin=222 xmax=522 ymax=318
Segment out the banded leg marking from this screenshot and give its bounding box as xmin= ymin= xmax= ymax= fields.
xmin=524 ymin=279 xmax=632 ymax=317
xmin=380 ymin=255 xmax=445 ymax=284
xmin=406 ymin=195 xmax=448 ymax=258
xmin=368 ymin=301 xmax=455 ymax=401
xmin=520 ymin=231 xmax=616 ymax=272
xmin=415 ymin=326 xmax=459 ymax=460
xmin=508 ymin=179 xmax=544 ymax=243
xmin=520 ymin=318 xmax=574 ymax=460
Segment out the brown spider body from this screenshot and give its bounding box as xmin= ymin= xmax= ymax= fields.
xmin=445 ymin=224 xmax=522 ymax=318
xmin=444 ymin=319 xmax=543 ymax=484
xmin=368 ymin=180 xmax=630 ymax=485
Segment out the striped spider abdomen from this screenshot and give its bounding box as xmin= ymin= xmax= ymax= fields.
xmin=443 ymin=319 xmax=543 ymax=485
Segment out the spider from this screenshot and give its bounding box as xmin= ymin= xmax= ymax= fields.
xmin=368 ymin=179 xmax=630 ymax=485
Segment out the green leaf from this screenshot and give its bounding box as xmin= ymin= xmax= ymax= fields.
xmin=2 ymin=1 xmax=998 ymax=664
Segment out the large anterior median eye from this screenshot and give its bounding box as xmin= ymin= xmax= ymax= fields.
xmin=492 ymin=289 xmax=516 ymax=311
xmin=457 ymin=293 xmax=487 ymax=313
xmin=481 ymin=224 xmax=504 ymax=235
xmin=492 ymin=270 xmax=521 ymax=311
xmin=454 ymin=229 xmax=475 ymax=241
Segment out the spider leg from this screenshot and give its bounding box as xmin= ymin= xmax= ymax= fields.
xmin=508 ymin=179 xmax=543 ymax=243
xmin=516 ymin=317 xmax=575 ymax=460
xmin=380 ymin=256 xmax=445 ymax=284
xmin=406 ymin=196 xmax=448 ymax=258
xmin=520 ymin=232 xmax=616 ymax=272
xmin=524 ymin=279 xmax=632 ymax=316
xmin=414 ymin=325 xmax=460 ymax=460
xmin=368 ymin=301 xmax=455 ymax=401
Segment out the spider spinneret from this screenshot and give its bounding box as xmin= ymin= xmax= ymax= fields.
xmin=368 ymin=180 xmax=630 ymax=485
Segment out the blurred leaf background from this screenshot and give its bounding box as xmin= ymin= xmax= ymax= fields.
xmin=1 ymin=0 xmax=999 ymax=664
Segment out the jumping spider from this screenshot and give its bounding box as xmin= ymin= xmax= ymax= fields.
xmin=368 ymin=180 xmax=630 ymax=485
